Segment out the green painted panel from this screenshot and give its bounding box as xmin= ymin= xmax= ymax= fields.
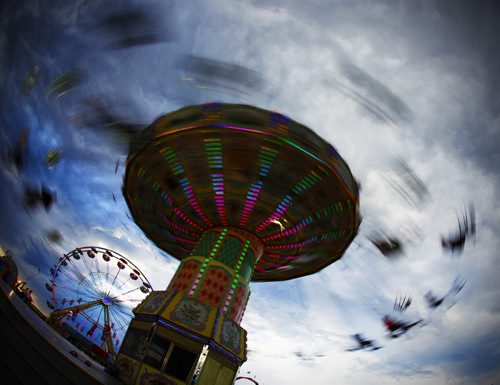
xmin=191 ymin=232 xmax=218 ymax=257
xmin=216 ymin=236 xmax=242 ymax=267
xmin=239 ymin=250 xmax=255 ymax=281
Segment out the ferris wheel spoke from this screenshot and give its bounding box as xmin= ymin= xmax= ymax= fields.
xmin=91 ymin=272 xmax=107 ymax=295
xmin=77 ymin=265 xmax=102 ymax=296
xmin=110 ymin=316 xmax=127 ymax=338
xmin=82 ymin=254 xmax=105 ymax=294
xmin=118 ymin=305 xmax=135 ymax=317
xmin=108 ymin=309 xmax=127 ymax=333
xmin=76 ymin=278 xmax=101 ymax=300
xmin=116 ymin=277 xmax=132 ymax=291
xmin=112 ymin=301 xmax=133 ymax=314
xmin=95 ymin=258 xmax=109 ymax=295
xmin=65 ymin=256 xmax=103 ymax=296
xmin=109 ymin=306 xmax=131 ymax=331
xmin=81 ymin=254 xmax=99 ymax=291
xmin=65 ymin=254 xmax=91 ymax=283
xmin=95 ymin=305 xmax=104 ymax=326
xmin=81 ymin=312 xmax=98 ymax=326
xmin=106 ymin=258 xmax=110 ymax=282
xmin=56 ymin=282 xmax=97 ymax=299
xmin=109 ymin=267 xmax=122 ymax=290
xmin=113 ymin=300 xmax=141 ymax=312
xmin=109 ymin=305 xmax=129 ymax=327
xmin=71 ymin=279 xmax=101 ymax=303
xmin=56 ymin=267 xmax=82 ymax=286
xmin=94 ymin=255 xmax=103 ymax=282
xmin=115 ymin=298 xmax=144 ymax=304
xmin=109 ymin=286 xmax=141 ymax=300
xmin=111 ymin=302 xmax=134 ymax=319
xmin=114 ymin=314 xmax=133 ymax=330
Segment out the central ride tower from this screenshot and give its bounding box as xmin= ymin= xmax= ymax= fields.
xmin=118 ymin=103 xmax=360 ymax=385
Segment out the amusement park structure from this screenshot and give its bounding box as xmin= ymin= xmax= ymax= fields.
xmin=117 ymin=103 xmax=360 ymax=385
xmin=46 ymin=246 xmax=152 ymax=360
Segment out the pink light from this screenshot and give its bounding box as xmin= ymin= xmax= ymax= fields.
xmin=173 ymin=207 xmax=204 ymax=230
xmin=173 ymin=235 xmax=197 ymax=244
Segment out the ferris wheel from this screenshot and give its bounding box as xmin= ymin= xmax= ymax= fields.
xmin=45 ymin=246 xmax=152 ymax=356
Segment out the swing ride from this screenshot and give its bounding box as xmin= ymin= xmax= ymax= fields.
xmin=116 ymin=102 xmax=360 ymax=384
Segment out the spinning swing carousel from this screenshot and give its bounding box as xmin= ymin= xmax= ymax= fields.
xmin=117 ymin=103 xmax=360 ymax=385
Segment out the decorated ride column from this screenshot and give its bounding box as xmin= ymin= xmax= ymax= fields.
xmin=115 ymin=228 xmax=263 ymax=385
xmin=117 ymin=103 xmax=360 ymax=385
xmin=167 ymin=228 xmax=263 ymax=324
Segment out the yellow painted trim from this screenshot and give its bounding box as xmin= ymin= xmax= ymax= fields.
xmin=136 ymin=363 xmax=185 ymax=385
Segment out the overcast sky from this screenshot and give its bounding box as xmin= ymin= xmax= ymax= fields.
xmin=1 ymin=1 xmax=499 ymax=384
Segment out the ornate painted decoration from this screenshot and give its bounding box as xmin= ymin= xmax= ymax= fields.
xmin=116 ymin=355 xmax=139 ymax=381
xmin=169 ymin=296 xmax=211 ymax=331
xmin=139 ymin=370 xmax=178 ymax=385
xmin=139 ymin=291 xmax=168 ymax=314
xmin=219 ymin=315 xmax=242 ymax=354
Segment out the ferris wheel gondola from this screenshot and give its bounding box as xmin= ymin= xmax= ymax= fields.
xmin=46 ymin=246 xmax=152 ymax=356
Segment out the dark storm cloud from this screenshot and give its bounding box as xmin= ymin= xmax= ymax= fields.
xmin=430 ymin=0 xmax=500 ymax=111
xmin=338 ymin=58 xmax=413 ymax=125
xmin=422 ymin=332 xmax=500 ymax=379
xmin=250 ymin=0 xmax=500 ymax=181
xmin=416 ymin=0 xmax=500 ymax=183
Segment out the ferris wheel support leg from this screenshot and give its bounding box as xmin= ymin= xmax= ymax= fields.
xmin=103 ymin=305 xmax=115 ymax=356
xmin=47 ymin=299 xmax=103 ymax=323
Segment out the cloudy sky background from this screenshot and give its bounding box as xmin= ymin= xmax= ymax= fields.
xmin=1 ymin=1 xmax=499 ymax=384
